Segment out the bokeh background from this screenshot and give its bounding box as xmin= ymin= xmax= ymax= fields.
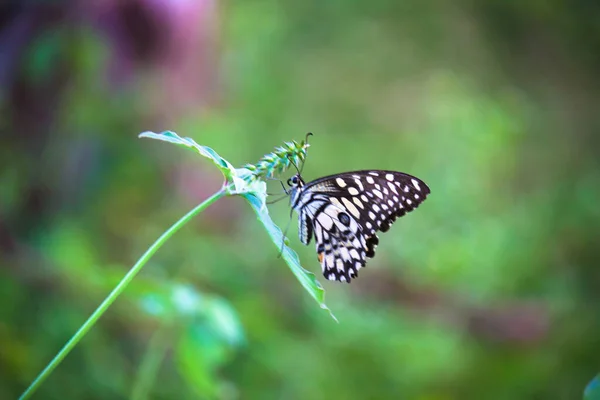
xmin=2 ymin=1 xmax=600 ymax=399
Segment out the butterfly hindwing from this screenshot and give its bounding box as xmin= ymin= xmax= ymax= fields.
xmin=290 ymin=170 xmax=430 ymax=283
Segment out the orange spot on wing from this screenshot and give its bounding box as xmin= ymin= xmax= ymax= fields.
xmin=317 ymin=253 xmax=324 ymax=263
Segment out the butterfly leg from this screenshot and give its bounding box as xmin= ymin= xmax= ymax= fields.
xmin=276 ymin=207 xmax=295 ymax=258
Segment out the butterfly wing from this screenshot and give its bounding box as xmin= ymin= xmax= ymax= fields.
xmin=295 ymin=170 xmax=430 ymax=283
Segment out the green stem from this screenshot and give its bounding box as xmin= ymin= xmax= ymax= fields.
xmin=19 ymin=187 xmax=228 ymax=400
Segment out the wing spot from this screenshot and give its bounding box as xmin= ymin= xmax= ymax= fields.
xmin=328 ymin=273 xmax=336 ymax=280
xmin=353 ymin=197 xmax=364 ymax=209
xmin=336 ymin=178 xmax=347 ymax=188
xmin=338 ymin=211 xmax=351 ymax=226
xmin=386 ymin=173 xmax=394 ymax=181
xmin=403 ymin=186 xmax=410 ymax=193
xmin=393 ymin=195 xmax=399 ymax=202
xmin=361 ymin=195 xmax=368 ymax=202
xmin=411 ymin=179 xmax=421 ymax=191
xmin=388 ymin=181 xmax=398 ymax=194
xmin=407 ymin=199 xmax=413 ymax=205
xmin=330 ymin=198 xmax=343 ymax=208
xmin=318 ymin=253 xmax=324 ymax=263
xmin=368 ymin=172 xmax=379 ymax=176
xmin=388 ymin=199 xmax=394 ymax=206
xmin=375 ymin=183 xmax=381 ymax=190
xmin=372 ymin=204 xmax=380 ymax=212
xmin=316 ymin=213 xmax=334 ymax=230
xmin=366 ymin=222 xmax=372 ymax=229
xmin=414 ymin=194 xmax=420 ymax=200
xmin=354 ymin=178 xmax=364 ymax=191
xmin=341 ymin=198 xmax=361 ymax=219
xmin=383 ymin=187 xmax=389 ymax=195
xmin=366 ymin=176 xmax=375 ymax=184
xmin=369 ymin=211 xmax=376 ymax=220
xmin=373 ymin=189 xmax=384 ymax=199
xmin=382 ymin=204 xmax=388 ymax=210
xmin=348 ymin=187 xmax=359 ymax=196
xmin=336 ymin=258 xmax=344 ymax=272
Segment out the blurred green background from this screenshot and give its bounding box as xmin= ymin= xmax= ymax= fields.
xmin=2 ymin=1 xmax=600 ymax=399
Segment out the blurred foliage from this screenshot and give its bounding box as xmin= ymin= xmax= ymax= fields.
xmin=1 ymin=0 xmax=600 ymax=399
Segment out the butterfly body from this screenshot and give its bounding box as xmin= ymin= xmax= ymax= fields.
xmin=287 ymin=170 xmax=430 ymax=283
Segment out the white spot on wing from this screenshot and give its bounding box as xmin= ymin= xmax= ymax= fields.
xmin=386 ymin=173 xmax=394 ymax=181
xmin=361 ymin=195 xmax=368 ymax=202
xmin=330 ymin=198 xmax=343 ymax=208
xmin=354 ymin=178 xmax=364 ymax=191
xmin=373 ymin=204 xmax=380 ymax=212
xmin=342 ymin=197 xmax=361 ymax=219
xmin=316 ymin=213 xmax=334 ymax=230
xmin=325 ymin=254 xmax=335 ymax=269
xmin=411 ymin=179 xmax=421 ymax=191
xmin=353 ymin=197 xmax=364 ymax=209
xmin=348 ymin=187 xmax=359 ymax=196
xmin=366 ymin=176 xmax=375 ymax=184
xmin=388 ymin=181 xmax=398 ymax=194
xmin=340 ymin=247 xmax=350 ymax=262
xmin=369 ymin=211 xmax=376 ymax=220
xmin=336 ymin=178 xmax=347 ymax=188
xmin=407 ymin=199 xmax=413 ymax=205
xmin=373 ymin=189 xmax=384 ymax=199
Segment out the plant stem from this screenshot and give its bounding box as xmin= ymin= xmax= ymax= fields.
xmin=19 ymin=188 xmax=228 ymax=400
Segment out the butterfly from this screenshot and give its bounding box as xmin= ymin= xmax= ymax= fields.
xmin=287 ymin=170 xmax=430 ymax=283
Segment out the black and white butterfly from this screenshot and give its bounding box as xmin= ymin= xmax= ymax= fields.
xmin=287 ymin=170 xmax=430 ymax=283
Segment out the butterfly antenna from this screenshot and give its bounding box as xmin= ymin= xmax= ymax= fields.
xmin=299 ymin=132 xmax=313 ymax=175
xmin=287 ymin=154 xmax=302 ymax=176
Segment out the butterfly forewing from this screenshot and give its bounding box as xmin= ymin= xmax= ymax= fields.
xmin=290 ymin=170 xmax=430 ymax=283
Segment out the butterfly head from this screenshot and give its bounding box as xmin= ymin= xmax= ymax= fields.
xmin=287 ymin=173 xmax=306 ymax=207
xmin=287 ymin=173 xmax=305 ymax=189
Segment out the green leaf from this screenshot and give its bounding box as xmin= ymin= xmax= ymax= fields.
xmin=243 ymin=192 xmax=337 ymax=322
xmin=139 ymin=131 xmax=236 ymax=180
